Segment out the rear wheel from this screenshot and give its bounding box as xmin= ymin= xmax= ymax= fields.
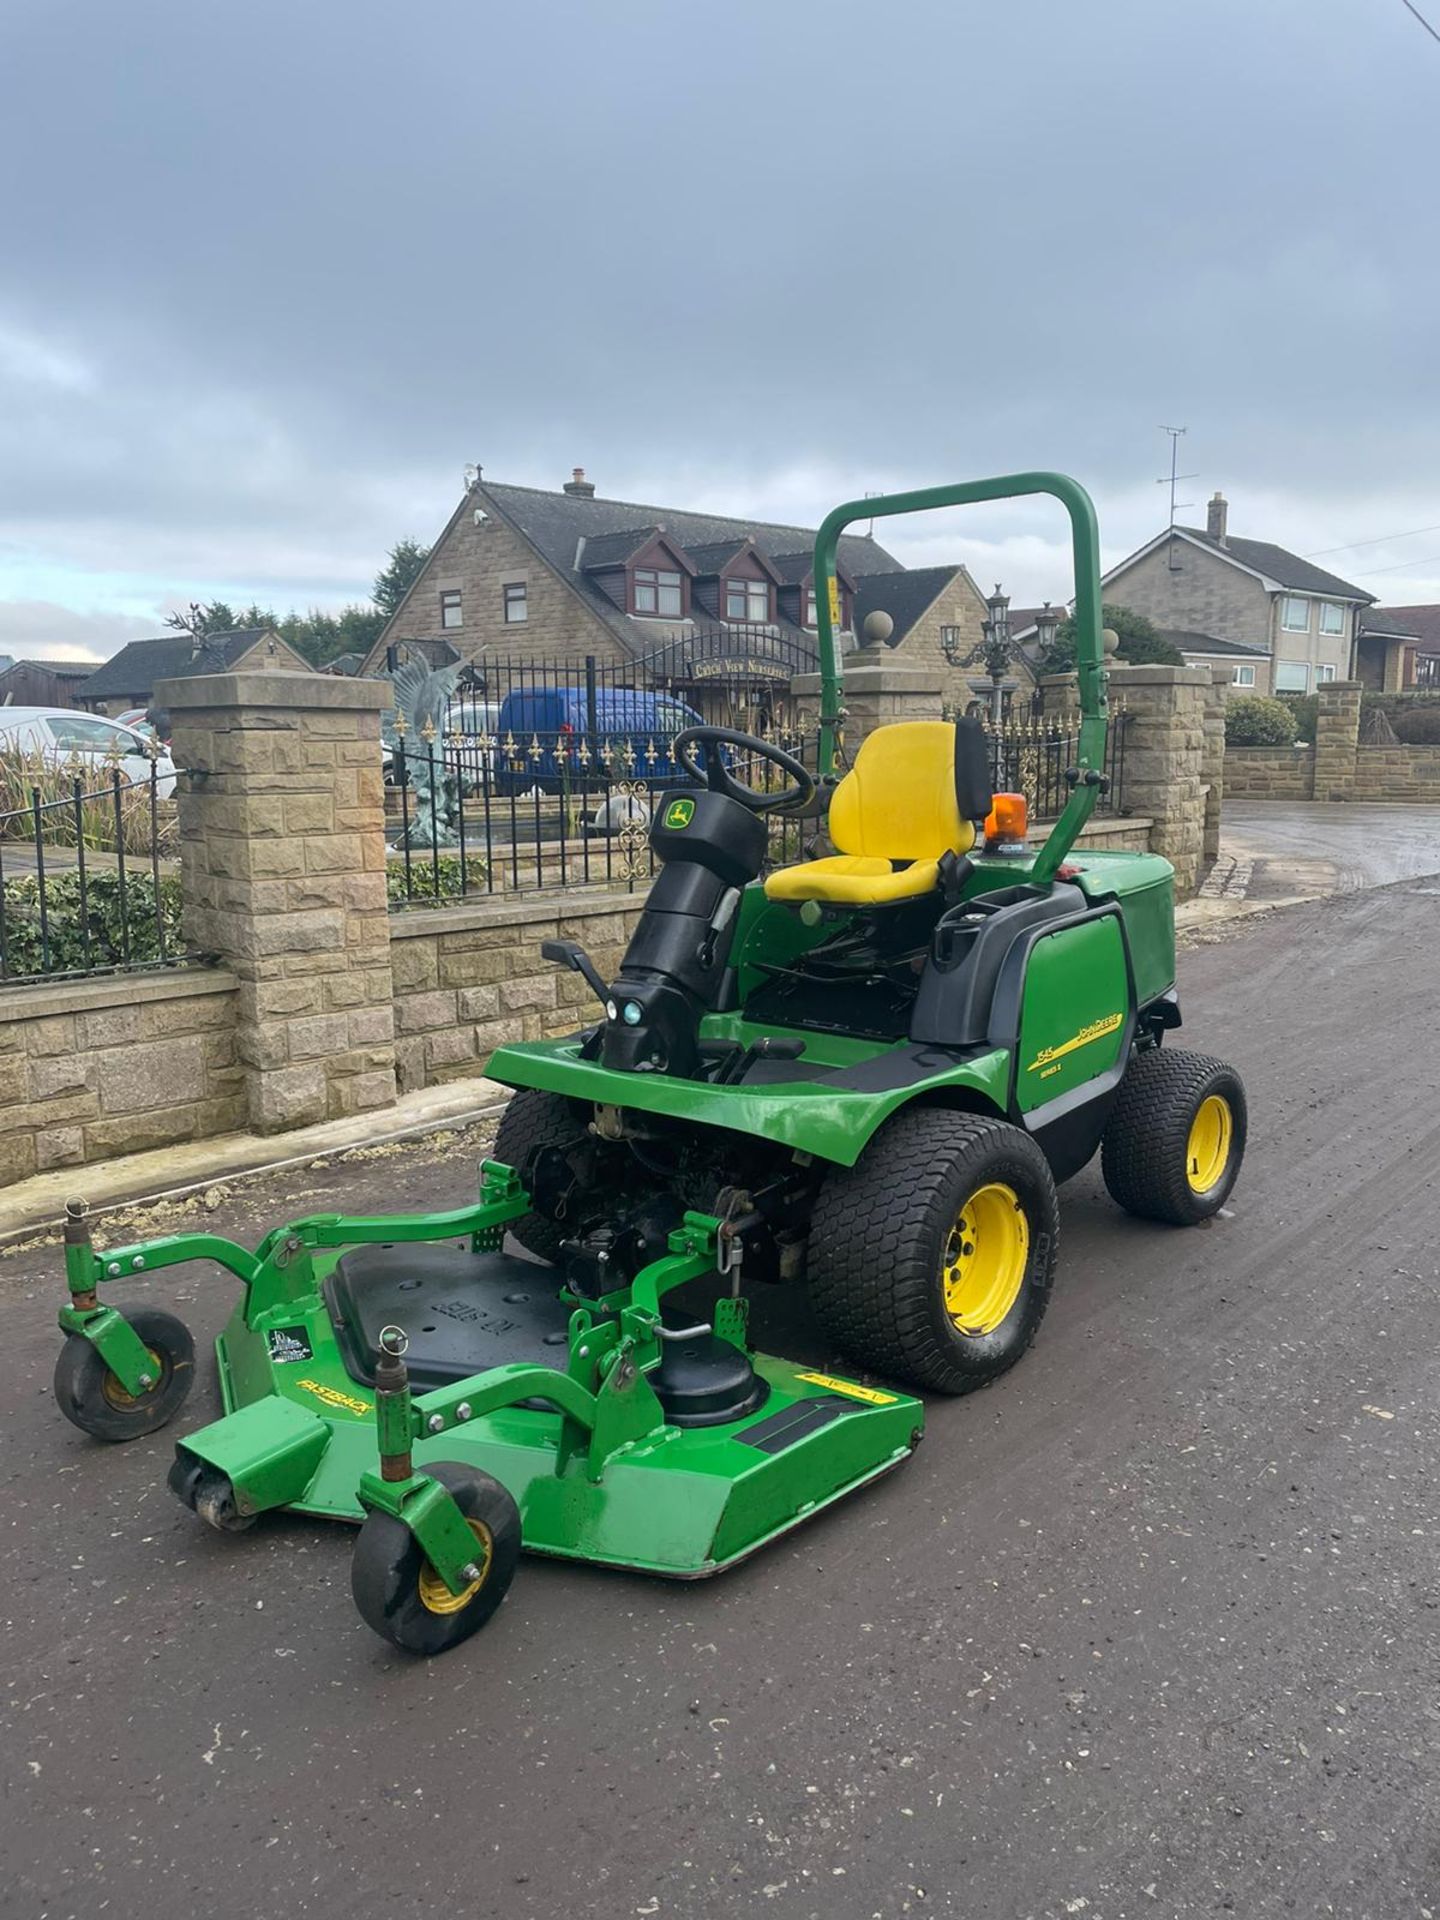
xmin=351 ymin=1462 xmax=521 ymax=1656
xmin=807 ymin=1110 xmax=1060 ymax=1395
xmin=1101 ymin=1048 xmax=1246 ymax=1225
xmin=491 ymin=1088 xmax=584 ymax=1262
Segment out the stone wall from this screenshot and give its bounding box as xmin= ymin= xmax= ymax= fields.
xmin=389 ymin=892 xmax=645 ymax=1094
xmin=0 ymin=970 xmax=243 ymax=1184
xmin=1106 ymin=664 xmax=1210 ymax=894
xmin=1224 ymin=746 xmax=1316 ymax=799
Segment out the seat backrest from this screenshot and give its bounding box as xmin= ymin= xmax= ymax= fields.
xmin=829 ymin=720 xmax=990 ymax=861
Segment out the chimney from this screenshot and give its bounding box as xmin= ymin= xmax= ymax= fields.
xmin=1206 ymin=490 xmax=1228 ymax=545
xmin=563 ymin=466 xmax=596 ymax=499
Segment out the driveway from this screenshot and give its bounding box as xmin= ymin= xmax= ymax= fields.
xmin=1214 ymin=800 xmax=1440 ymax=902
xmin=4 ymin=883 xmax=1439 ymax=1918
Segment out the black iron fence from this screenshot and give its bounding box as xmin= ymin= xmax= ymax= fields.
xmin=974 ymin=707 xmax=1131 ymax=821
xmin=0 ymin=757 xmax=195 ymax=985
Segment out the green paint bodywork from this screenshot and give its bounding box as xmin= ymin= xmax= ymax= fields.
xmin=61 ymin=1165 xmax=922 ymax=1587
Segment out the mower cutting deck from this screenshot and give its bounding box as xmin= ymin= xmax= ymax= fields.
xmin=51 ymin=470 xmax=1246 ymax=1657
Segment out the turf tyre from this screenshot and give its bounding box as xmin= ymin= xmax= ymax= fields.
xmin=351 ymin=1461 xmax=521 ymax=1657
xmin=807 ymin=1110 xmax=1059 ymax=1395
xmin=491 ymin=1087 xmax=585 ymax=1262
xmin=1101 ymin=1047 xmax=1246 ymax=1226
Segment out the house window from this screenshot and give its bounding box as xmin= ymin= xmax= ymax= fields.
xmin=634 ymin=568 xmax=683 ymax=617
xmin=726 ymin=578 xmax=770 ymax=623
xmin=1280 ymin=596 xmax=1310 ymax=631
xmin=1231 ymin=664 xmax=1256 ymax=688
xmin=440 ymin=589 xmax=462 ymax=630
xmin=1319 ymin=601 xmax=1346 ymax=635
xmin=503 ymin=582 xmax=527 ymax=624
xmin=1317 ymin=663 xmax=1337 ymax=683
xmin=804 ymin=589 xmax=818 ymax=628
xmin=1274 ymin=660 xmax=1310 ymax=693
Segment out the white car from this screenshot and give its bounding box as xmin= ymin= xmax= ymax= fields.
xmin=0 ymin=707 xmax=177 ymax=798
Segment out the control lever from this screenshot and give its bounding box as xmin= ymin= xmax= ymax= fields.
xmin=540 ymin=938 xmax=609 ymax=1008
xmin=697 ymin=885 xmax=742 ymax=971
xmin=716 ymin=1034 xmax=805 ymax=1086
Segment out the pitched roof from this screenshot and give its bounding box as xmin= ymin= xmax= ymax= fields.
xmin=1173 ymin=526 xmax=1371 ymax=601
xmin=852 ymin=565 xmax=965 ymax=647
xmin=1159 ymin=627 xmax=1269 ymax=658
xmin=1361 ymin=603 xmax=1440 ymax=649
xmin=0 ymin=656 xmax=99 ymax=678
xmin=81 ymin=628 xmax=283 ymax=699
xmin=474 ymin=480 xmax=904 ymax=660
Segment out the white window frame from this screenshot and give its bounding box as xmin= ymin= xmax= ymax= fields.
xmin=804 ymin=589 xmax=818 ymax=628
xmin=726 ymin=577 xmax=770 ymax=623
xmin=1274 ymin=660 xmax=1310 ymax=693
xmin=1319 ymin=601 xmax=1345 ymax=636
xmin=633 ymin=567 xmax=683 ymax=618
xmin=1280 ymin=595 xmax=1310 ymax=632
xmin=1317 ymin=663 xmax=1338 ymax=683
xmin=1231 ymin=664 xmax=1256 ymax=688
xmin=440 ymin=589 xmax=463 ymax=630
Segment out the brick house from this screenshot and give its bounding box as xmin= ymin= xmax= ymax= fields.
xmin=1356 ymin=605 xmax=1440 ymax=691
xmin=360 ymin=467 xmax=995 ymax=706
xmin=1100 ymin=492 xmax=1374 ymax=695
xmin=81 ymin=627 xmax=313 ymax=716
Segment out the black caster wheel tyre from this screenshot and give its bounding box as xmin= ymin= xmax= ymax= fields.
xmin=351 ymin=1461 xmax=521 ymax=1656
xmin=53 ymin=1306 xmax=195 ymax=1442
xmin=1101 ymin=1048 xmax=1247 ymax=1226
xmin=491 ymin=1088 xmax=585 ymax=1263
xmin=807 ymin=1110 xmax=1060 ymax=1396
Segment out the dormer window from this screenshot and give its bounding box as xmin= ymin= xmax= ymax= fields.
xmin=726 ymin=578 xmax=770 ymax=623
xmin=804 ymin=589 xmax=818 ymax=628
xmin=635 ymin=567 xmax=684 ymax=617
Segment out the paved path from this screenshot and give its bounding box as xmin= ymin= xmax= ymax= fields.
xmin=4 ymin=884 xmax=1440 ymax=1918
xmin=1212 ymin=800 xmax=1440 ymax=903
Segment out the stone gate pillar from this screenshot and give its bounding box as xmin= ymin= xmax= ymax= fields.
xmin=1313 ymin=680 xmax=1363 ymax=801
xmin=1105 ymin=664 xmax=1210 ymax=896
xmin=160 ymin=671 xmax=397 ymax=1133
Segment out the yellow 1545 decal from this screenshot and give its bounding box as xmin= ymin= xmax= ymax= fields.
xmin=1027 ymin=1011 xmax=1123 ymax=1078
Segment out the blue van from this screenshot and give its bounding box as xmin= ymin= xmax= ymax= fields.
xmin=493 ymin=686 xmax=703 ymax=797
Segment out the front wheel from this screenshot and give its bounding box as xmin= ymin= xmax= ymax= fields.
xmin=807 ymin=1111 xmax=1060 ymax=1395
xmin=53 ymin=1306 xmax=195 ymax=1442
xmin=1101 ymin=1048 xmax=1247 ymax=1225
xmin=351 ymin=1462 xmax=521 ymax=1656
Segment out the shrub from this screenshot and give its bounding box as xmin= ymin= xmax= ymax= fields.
xmin=1225 ymin=695 xmax=1298 ymax=747
xmin=1281 ymin=693 xmax=1318 ymax=744
xmin=386 ymin=853 xmax=491 ymax=908
xmin=1391 ymin=703 xmax=1440 ymax=745
xmin=1 ymin=871 xmax=184 ymax=980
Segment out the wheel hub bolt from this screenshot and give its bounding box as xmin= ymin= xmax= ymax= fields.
xmin=460 ymin=1562 xmax=482 ymax=1583
xmin=137 ymin=1372 xmax=155 ymax=1389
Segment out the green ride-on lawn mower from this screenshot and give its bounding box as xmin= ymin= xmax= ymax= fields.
xmin=52 ymin=471 xmax=1246 ymax=1657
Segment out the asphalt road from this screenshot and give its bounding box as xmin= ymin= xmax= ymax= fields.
xmin=5 ymin=884 xmax=1440 ymax=1920
xmin=1220 ymin=800 xmax=1440 ymax=901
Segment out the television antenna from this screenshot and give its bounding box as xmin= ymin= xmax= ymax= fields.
xmin=1157 ymin=425 xmax=1198 ymax=570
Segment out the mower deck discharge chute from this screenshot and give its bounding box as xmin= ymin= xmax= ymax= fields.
xmin=52 ymin=471 xmax=1246 ymax=1656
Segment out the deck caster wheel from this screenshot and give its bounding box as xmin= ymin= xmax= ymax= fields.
xmin=192 ymin=1467 xmax=257 ymax=1534
xmin=53 ymin=1306 xmax=194 ymax=1443
xmin=351 ymin=1461 xmax=521 ymax=1656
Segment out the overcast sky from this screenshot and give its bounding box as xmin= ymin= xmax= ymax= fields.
xmin=2 ymin=0 xmax=1438 ymax=661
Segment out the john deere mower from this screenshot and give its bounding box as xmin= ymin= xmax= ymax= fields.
xmin=52 ymin=472 xmax=1245 ymax=1655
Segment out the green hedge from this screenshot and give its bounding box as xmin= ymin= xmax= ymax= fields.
xmin=386 ymin=854 xmax=491 ymax=908
xmin=1225 ymin=695 xmax=1298 ymax=747
xmin=1 ymin=871 xmax=184 ymax=979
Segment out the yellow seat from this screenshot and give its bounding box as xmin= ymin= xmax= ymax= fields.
xmin=764 ymin=721 xmax=981 ymax=907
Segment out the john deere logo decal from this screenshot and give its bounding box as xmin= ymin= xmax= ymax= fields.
xmin=1027 ymin=1012 xmax=1124 ymax=1078
xmin=664 ymin=797 xmax=695 ymax=829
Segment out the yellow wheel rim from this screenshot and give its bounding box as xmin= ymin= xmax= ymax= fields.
xmin=1186 ymin=1094 xmax=1233 ymax=1195
xmin=101 ymin=1347 xmax=161 ymax=1411
xmin=942 ymin=1182 xmax=1030 ymax=1337
xmin=417 ymin=1517 xmax=493 ymax=1617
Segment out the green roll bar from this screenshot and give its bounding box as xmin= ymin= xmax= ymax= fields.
xmin=811 ymin=471 xmax=1108 ymax=885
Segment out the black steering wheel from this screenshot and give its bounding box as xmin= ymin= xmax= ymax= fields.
xmin=673 ymin=725 xmax=816 ymax=814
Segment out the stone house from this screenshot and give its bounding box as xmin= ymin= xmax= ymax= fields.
xmin=1100 ymin=492 xmax=1374 ymax=696
xmin=1356 ymin=605 xmax=1440 ymax=691
xmin=81 ymin=628 xmax=314 ymax=717
xmin=360 ymin=467 xmax=995 ymax=709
